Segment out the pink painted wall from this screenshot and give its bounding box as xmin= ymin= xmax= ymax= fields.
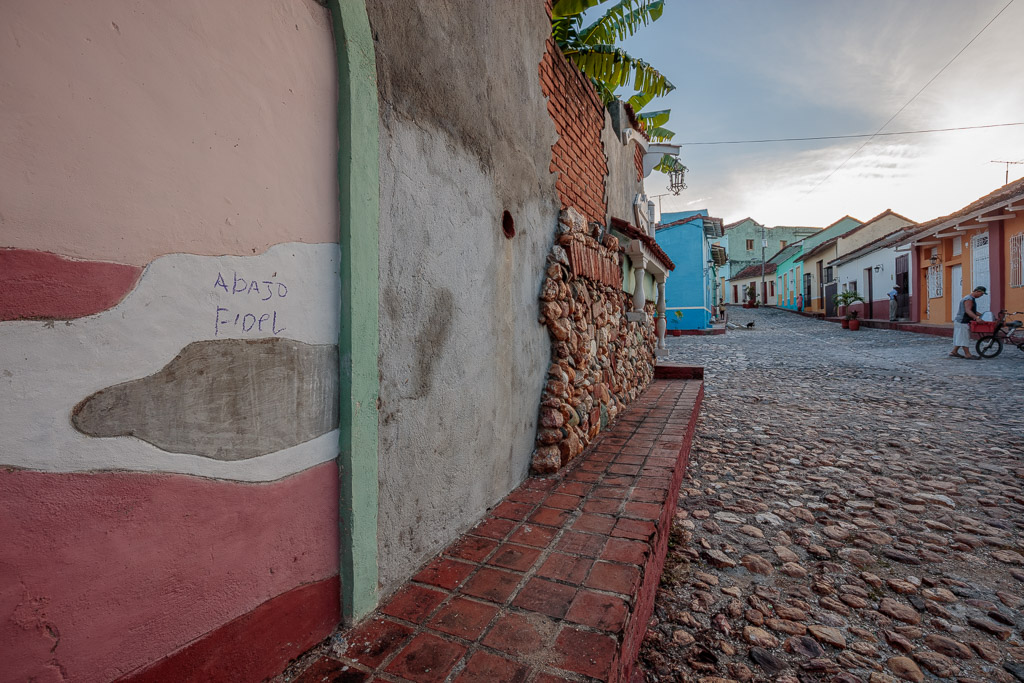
xmin=0 ymin=1 xmax=343 ymax=680
xmin=0 ymin=0 xmax=338 ymax=265
xmin=0 ymin=464 xmax=339 ymax=683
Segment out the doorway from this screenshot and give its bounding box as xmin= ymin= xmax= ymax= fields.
xmin=824 ymin=283 xmax=837 ymax=317
xmin=972 ymin=232 xmax=991 ymax=316
xmin=864 ymin=268 xmax=874 ymax=319
xmin=950 ymin=264 xmax=962 ymax=321
xmin=895 ymin=255 xmax=909 ymax=319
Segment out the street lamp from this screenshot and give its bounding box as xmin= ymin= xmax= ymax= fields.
xmin=668 ymin=166 xmax=687 ymax=195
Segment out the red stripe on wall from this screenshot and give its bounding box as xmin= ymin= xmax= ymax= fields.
xmin=0 ymin=463 xmax=339 ymax=682
xmin=121 ymin=578 xmax=340 ymax=683
xmin=0 ymin=248 xmax=142 ymax=320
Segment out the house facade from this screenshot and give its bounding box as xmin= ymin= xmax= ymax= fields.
xmin=656 ymin=211 xmax=725 ymax=330
xmin=894 ymin=177 xmax=1024 ymax=325
xmin=799 ymin=211 xmax=914 ymax=316
xmin=720 ymin=218 xmax=818 ymax=303
xmin=731 ymin=263 xmax=778 ymax=306
xmin=776 ymin=216 xmax=862 ymax=311
xmin=832 ymin=222 xmax=921 ymax=320
xmin=711 ymin=231 xmax=730 ymax=302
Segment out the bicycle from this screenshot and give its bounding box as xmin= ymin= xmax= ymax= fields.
xmin=974 ymin=310 xmax=1024 ymax=359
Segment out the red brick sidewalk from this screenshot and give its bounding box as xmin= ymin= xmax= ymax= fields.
xmin=289 ymin=374 xmax=703 ymax=683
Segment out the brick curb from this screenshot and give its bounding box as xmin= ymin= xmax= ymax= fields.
xmin=286 ymin=373 xmax=703 ymax=683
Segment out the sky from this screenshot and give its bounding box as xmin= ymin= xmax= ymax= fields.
xmin=619 ymin=0 xmax=1024 ymax=228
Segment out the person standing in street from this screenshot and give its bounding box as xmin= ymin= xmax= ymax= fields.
xmin=887 ymin=285 xmax=900 ymax=321
xmin=950 ymin=286 xmax=986 ymax=359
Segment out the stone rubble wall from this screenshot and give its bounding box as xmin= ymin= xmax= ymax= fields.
xmin=532 ymin=208 xmax=657 ymax=473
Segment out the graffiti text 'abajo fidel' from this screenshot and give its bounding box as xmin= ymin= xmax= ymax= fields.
xmin=213 ymin=271 xmax=288 ymax=336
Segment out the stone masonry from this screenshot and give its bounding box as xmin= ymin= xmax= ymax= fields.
xmin=532 ymin=208 xmax=657 ymax=474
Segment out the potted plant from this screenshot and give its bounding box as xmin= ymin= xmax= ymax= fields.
xmin=832 ymin=291 xmax=865 ymax=328
xmin=847 ymin=309 xmax=861 ymax=331
xmin=744 ymin=283 xmax=757 ymax=309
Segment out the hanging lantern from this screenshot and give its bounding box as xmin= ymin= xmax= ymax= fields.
xmin=668 ymin=164 xmax=687 ymax=195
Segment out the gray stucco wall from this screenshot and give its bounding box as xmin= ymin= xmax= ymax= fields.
xmin=603 ymin=102 xmax=644 ymax=226
xmin=367 ymin=1 xmax=558 ymax=594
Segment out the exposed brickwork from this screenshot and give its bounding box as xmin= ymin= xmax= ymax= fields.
xmin=539 ymin=35 xmax=609 ymax=225
xmin=634 ymin=143 xmax=644 ymax=182
xmin=566 ymin=240 xmax=623 ymax=289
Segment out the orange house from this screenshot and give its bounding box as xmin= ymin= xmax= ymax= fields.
xmin=897 ymin=178 xmax=1024 ymax=324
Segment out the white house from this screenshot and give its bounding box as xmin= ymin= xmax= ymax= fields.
xmin=830 ymin=223 xmax=921 ymax=320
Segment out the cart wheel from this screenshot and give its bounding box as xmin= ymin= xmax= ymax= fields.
xmin=976 ymin=335 xmax=1003 ymax=358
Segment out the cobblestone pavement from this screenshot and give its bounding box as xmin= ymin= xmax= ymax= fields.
xmin=639 ymin=307 xmax=1024 ymax=683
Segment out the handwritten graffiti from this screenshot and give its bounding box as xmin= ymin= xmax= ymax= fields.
xmin=213 ymin=271 xmax=288 ymax=337
xmin=213 ymin=271 xmax=288 ymax=300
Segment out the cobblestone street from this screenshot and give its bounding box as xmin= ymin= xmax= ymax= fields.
xmin=640 ymin=307 xmax=1024 ymax=683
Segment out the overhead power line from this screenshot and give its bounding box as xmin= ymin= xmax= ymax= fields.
xmin=801 ymin=0 xmax=1016 ymax=199
xmin=679 ymin=122 xmax=1024 ymax=146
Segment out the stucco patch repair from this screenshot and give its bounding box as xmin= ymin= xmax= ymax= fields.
xmin=0 ymin=242 xmax=341 ymax=481
xmin=72 ymin=339 xmax=339 ymax=460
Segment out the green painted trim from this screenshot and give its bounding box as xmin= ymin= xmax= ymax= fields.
xmin=328 ymin=0 xmax=380 ymax=624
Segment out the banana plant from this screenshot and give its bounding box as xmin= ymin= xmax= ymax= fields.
xmin=653 ymin=154 xmax=686 ymax=175
xmin=552 ymin=0 xmax=676 ymax=140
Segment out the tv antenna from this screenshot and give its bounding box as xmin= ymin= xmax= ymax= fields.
xmin=991 ymin=160 xmax=1024 ymax=185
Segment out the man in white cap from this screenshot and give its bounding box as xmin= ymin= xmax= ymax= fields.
xmin=951 ymin=286 xmax=986 ymax=359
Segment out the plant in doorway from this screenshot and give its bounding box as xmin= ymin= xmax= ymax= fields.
xmin=833 ymin=291 xmax=865 ymax=329
xmin=744 ymin=283 xmax=757 ymax=308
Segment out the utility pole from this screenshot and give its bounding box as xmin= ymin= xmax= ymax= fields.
xmin=991 ymin=160 xmax=1024 ymax=185
xmin=760 ymin=223 xmax=766 ymax=304
xmin=648 ymin=193 xmax=673 ymax=222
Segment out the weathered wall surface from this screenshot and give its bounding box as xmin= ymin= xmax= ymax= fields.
xmin=0 ymin=1 xmax=342 ymax=680
xmin=367 ymin=1 xmax=558 ymax=594
xmin=603 ymin=102 xmax=646 ymax=226
xmin=532 ymin=209 xmax=657 ymax=473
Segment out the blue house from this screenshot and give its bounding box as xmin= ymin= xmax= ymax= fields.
xmin=656 ymin=210 xmax=724 ymax=330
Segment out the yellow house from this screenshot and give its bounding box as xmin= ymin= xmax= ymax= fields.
xmin=894 ymin=178 xmax=1024 ymax=324
xmin=798 ymin=210 xmax=914 ymax=315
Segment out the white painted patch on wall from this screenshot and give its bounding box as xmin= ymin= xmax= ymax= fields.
xmin=0 ymin=242 xmax=340 ymax=482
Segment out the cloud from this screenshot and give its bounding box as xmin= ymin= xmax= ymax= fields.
xmin=646 ymin=0 xmax=1024 ymax=229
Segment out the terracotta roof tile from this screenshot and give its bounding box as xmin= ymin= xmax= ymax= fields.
xmin=610 ymin=217 xmax=675 ymax=271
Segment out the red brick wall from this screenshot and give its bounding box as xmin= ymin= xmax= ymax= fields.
xmin=539 ymin=34 xmax=609 ymax=225
xmin=634 ymin=143 xmax=644 ymax=183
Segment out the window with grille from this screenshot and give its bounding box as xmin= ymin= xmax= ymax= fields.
xmin=823 ymin=266 xmax=833 ymax=282
xmin=1012 ymin=232 xmax=1023 ymax=288
xmin=928 ymin=263 xmax=943 ymax=298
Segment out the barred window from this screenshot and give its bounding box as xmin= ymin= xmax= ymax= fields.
xmin=1012 ymin=232 xmax=1023 ymax=288
xmin=928 ymin=263 xmax=943 ymax=299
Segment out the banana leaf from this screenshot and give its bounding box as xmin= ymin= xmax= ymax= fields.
xmin=653 ymin=154 xmax=686 ymax=174
xmin=579 ymin=0 xmax=665 ymax=45
xmin=637 ymin=109 xmax=670 ymax=128
xmin=645 ymin=126 xmax=675 ymax=142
